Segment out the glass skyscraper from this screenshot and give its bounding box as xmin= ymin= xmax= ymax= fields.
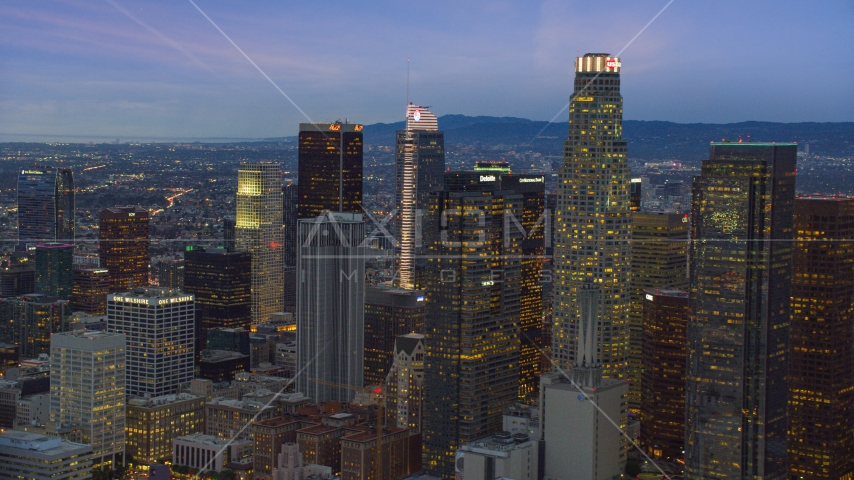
xmin=685 ymin=142 xmax=796 ymax=479
xmin=297 ymin=122 xmax=363 ymax=219
xmin=183 ymin=246 xmax=251 ymax=360
xmin=99 ymin=206 xmax=150 ymax=293
xmin=296 ymin=212 xmax=365 ymax=403
xmin=554 ymin=53 xmax=631 ymax=378
xmin=421 ymin=173 xmax=522 ymax=478
xmin=235 ymin=162 xmax=284 ymax=323
xmin=17 ymin=167 xmax=74 ymax=245
xmin=34 ymin=243 xmax=74 ymax=300
xmin=394 ymin=104 xmax=444 ymax=290
xmin=788 ymin=196 xmax=854 ymax=479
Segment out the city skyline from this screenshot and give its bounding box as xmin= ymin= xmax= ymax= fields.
xmin=2 ymin=1 xmax=853 ymax=140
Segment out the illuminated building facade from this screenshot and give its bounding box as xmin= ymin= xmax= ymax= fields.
xmin=50 ymin=330 xmax=126 ymax=467
xmin=502 ymin=174 xmax=546 ymax=400
xmin=788 ymin=196 xmax=854 ymax=479
xmin=629 ymin=178 xmax=642 ymax=211
xmin=363 ymin=286 xmax=425 ymax=387
xmin=283 ymin=181 xmax=299 ymax=266
xmin=394 ymin=104 xmax=444 ymax=290
xmin=252 ymin=416 xmax=304 ymax=479
xmin=205 ymin=398 xmax=274 ymax=442
xmin=296 ymin=212 xmax=365 ymax=403
xmin=183 ymin=247 xmax=251 ymax=358
xmin=34 ymin=243 xmax=74 ymax=300
xmin=235 ymin=162 xmax=284 ymax=323
xmin=0 ymin=294 xmax=72 ymax=357
xmin=384 ymin=333 xmax=425 ymax=434
xmin=0 ymin=431 xmax=94 ymax=480
xmin=0 ymin=254 xmax=35 ymax=297
xmin=106 ymin=288 xmax=195 ymax=397
xmin=340 ymin=427 xmax=410 ymax=480
xmin=685 ymin=143 xmax=796 ymax=480
xmin=72 ymin=267 xmax=109 ymax=314
xmin=554 ymin=53 xmax=632 ymax=379
xmin=17 ymin=166 xmax=74 ymax=245
xmin=639 ymin=288 xmax=688 ymax=459
xmin=627 ymin=213 xmax=688 ymax=414
xmin=126 ymin=393 xmax=205 ymax=466
xmin=422 ymin=178 xmax=522 ymax=478
xmin=297 ymin=122 xmax=363 ymax=219
xmin=99 ymin=206 xmax=150 ymax=293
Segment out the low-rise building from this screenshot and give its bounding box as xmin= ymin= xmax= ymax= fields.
xmin=252 ymin=416 xmax=311 ymax=479
xmin=15 ymin=393 xmax=49 ymax=426
xmin=271 ymin=442 xmax=333 ymax=480
xmin=126 ymin=393 xmax=206 ymax=465
xmin=198 ymin=349 xmax=250 ymax=383
xmin=172 ymin=433 xmax=252 ymax=473
xmin=340 ymin=427 xmax=410 ymax=480
xmin=0 ymin=430 xmax=94 ymax=480
xmin=206 ymin=397 xmax=275 ymax=442
xmin=458 ymin=432 xmax=539 ymax=480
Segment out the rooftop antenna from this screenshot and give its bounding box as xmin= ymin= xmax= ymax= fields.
xmin=406 ymin=56 xmax=410 ymax=106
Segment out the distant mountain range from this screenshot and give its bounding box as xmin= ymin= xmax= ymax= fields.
xmin=362 ymin=115 xmax=854 ymax=162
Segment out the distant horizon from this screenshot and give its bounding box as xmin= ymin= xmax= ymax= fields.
xmin=2 ymin=116 xmax=852 ymax=144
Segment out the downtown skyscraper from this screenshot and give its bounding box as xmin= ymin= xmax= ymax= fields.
xmin=788 ymin=196 xmax=854 ymax=479
xmin=297 ymin=122 xmax=363 ymax=219
xmin=685 ymin=143 xmax=797 ymax=479
xmin=422 ymin=172 xmax=522 ymax=478
xmin=554 ymin=53 xmax=631 ymax=378
xmin=394 ymin=104 xmax=445 ymax=290
xmin=99 ymin=206 xmax=150 ymax=292
xmin=235 ymin=162 xmax=284 ymax=323
xmin=17 ymin=166 xmax=74 ymax=245
xmin=296 ymin=212 xmax=365 ymax=403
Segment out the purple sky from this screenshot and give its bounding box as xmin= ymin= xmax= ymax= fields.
xmin=2 ymin=0 xmax=853 ymax=139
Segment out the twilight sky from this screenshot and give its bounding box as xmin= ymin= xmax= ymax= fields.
xmin=1 ymin=0 xmax=853 ymax=139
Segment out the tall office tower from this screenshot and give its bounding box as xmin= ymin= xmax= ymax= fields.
xmin=421 ymin=177 xmax=522 ymax=478
xmin=99 ymin=206 xmax=150 ymax=293
xmin=539 ymin=280 xmax=626 ymax=480
xmin=502 ymin=174 xmax=546 ymax=400
xmin=788 ymin=196 xmax=854 ymax=479
xmin=34 ymin=243 xmax=74 ymax=299
xmin=0 ymin=254 xmax=35 ymax=296
xmin=184 ymin=246 xmax=251 ymax=356
xmin=439 ymin=171 xmax=547 ymax=400
xmin=72 ymin=267 xmax=109 ymax=314
xmin=629 ymin=178 xmax=642 ymax=211
xmin=283 ymin=181 xmax=299 ymax=267
xmin=296 ymin=212 xmax=365 ymax=403
xmin=554 ymin=53 xmax=631 ymax=379
xmin=685 ymin=143 xmax=796 ymax=479
xmin=363 ymin=286 xmax=425 ymax=387
xmin=0 ymin=294 xmax=71 ymax=357
xmin=297 ymin=122 xmax=363 ymax=219
xmin=235 ymin=162 xmax=284 ymax=323
xmin=50 ymin=330 xmax=126 ymax=467
xmin=106 ymin=288 xmax=195 ymax=397
xmin=639 ymin=288 xmax=688 ymax=459
xmin=17 ymin=166 xmax=74 ymax=245
xmin=627 ymin=213 xmax=688 ymax=414
xmin=394 ymin=104 xmax=444 ymax=290
xmin=385 ymin=333 xmax=425 ymax=434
